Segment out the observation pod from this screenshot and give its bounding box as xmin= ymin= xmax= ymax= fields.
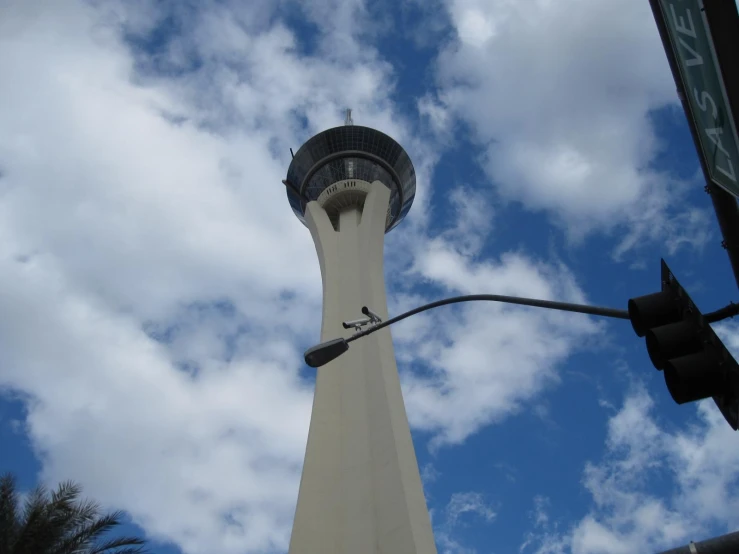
xmin=285 ymin=125 xmax=416 ymax=231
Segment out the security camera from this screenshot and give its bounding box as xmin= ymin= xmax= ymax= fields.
xmin=361 ymin=306 xmax=383 ymax=323
xmin=342 ymin=317 xmax=373 ymax=329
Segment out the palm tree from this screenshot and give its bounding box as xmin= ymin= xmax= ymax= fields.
xmin=0 ymin=472 xmax=148 ymax=554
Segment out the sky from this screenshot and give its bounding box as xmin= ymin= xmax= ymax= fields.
xmin=1 ymin=0 xmax=739 ymax=553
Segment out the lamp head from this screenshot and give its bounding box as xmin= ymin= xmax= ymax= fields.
xmin=304 ymin=338 xmax=349 ymax=368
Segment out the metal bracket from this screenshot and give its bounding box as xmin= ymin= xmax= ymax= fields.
xmin=342 ymin=307 xmax=383 ymax=334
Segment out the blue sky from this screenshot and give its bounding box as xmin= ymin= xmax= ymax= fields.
xmin=1 ymin=1 xmax=739 ymax=553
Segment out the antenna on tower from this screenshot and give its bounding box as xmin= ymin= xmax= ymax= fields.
xmin=344 ymin=108 xmax=354 ymax=126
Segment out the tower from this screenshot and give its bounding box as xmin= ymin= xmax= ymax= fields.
xmin=284 ymin=116 xmax=437 ymax=554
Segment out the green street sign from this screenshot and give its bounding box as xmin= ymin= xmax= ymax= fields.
xmin=659 ymin=0 xmax=739 ymax=198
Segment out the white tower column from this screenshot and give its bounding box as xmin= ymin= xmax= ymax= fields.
xmin=288 ymin=181 xmax=437 ymax=554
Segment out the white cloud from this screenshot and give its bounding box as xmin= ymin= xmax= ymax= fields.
xmin=395 ymin=219 xmax=603 ymax=447
xmin=0 ymin=0 xmax=336 ymax=322
xmin=421 ymin=462 xmax=442 ymax=487
xmin=418 ymin=93 xmax=454 ymax=140
xmin=437 ymin=186 xmax=494 ymax=257
xmin=712 ymin=320 xmax=739 ymax=354
xmin=521 ymin=387 xmax=739 ymax=554
xmin=435 ymin=491 xmax=497 ymax=554
xmin=0 ymin=251 xmax=313 ymax=553
xmin=531 ymin=496 xmax=551 ymax=528
xmin=386 ymin=147 xmax=607 ymax=457
xmin=431 ymin=0 xmax=709 ymax=252
xmin=612 ymin=193 xmax=713 ymax=261
xmin=520 ymin=496 xmax=568 ymax=554
xmin=446 ymin=491 xmax=497 ymax=526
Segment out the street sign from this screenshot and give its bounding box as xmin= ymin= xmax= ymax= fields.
xmin=659 ymin=0 xmax=739 ymax=198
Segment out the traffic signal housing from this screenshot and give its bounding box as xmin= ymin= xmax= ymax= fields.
xmin=628 ymin=260 xmax=739 ymax=429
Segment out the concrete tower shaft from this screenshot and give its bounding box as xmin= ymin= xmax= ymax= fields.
xmin=288 ymin=181 xmax=437 ymax=554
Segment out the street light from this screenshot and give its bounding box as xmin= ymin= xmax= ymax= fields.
xmin=304 ymin=294 xmax=632 ymax=368
xmin=304 ymin=338 xmax=350 ymax=368
xmin=302 ymin=270 xmax=739 ymax=552
xmin=304 ymin=287 xmax=739 ymax=428
xmin=305 ymin=293 xmax=739 ymax=369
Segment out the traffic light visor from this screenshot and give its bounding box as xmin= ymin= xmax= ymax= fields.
xmin=664 ymin=351 xmax=725 ymax=404
xmin=628 ymin=290 xmax=681 ymax=337
xmin=645 ymin=320 xmax=703 ymax=370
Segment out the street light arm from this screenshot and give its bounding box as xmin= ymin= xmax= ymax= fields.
xmin=346 ymin=294 xmax=629 ymax=344
xmin=304 ymin=294 xmax=629 ymax=367
xmin=305 ymin=294 xmax=739 ymax=367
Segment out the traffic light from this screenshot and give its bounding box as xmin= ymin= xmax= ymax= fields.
xmin=628 ymin=259 xmax=739 ymax=429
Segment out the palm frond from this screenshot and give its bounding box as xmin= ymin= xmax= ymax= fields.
xmin=48 ymin=487 xmax=100 ymax=548
xmin=55 ymin=511 xmax=139 ymax=554
xmin=49 ymin=481 xmax=82 ymax=507
xmin=77 ymin=511 xmax=121 ymax=541
xmin=88 ymin=534 xmax=147 ymax=554
xmin=62 ymin=498 xmax=101 ymax=535
xmin=14 ymin=480 xmax=98 ymax=554
xmin=13 ymin=484 xmax=62 ymax=554
xmin=21 ymin=483 xmax=48 ymax=524
xmin=98 ymin=548 xmax=147 ymax=554
xmin=1 ymin=474 xmax=149 ymax=554
xmin=0 ymin=473 xmax=20 ymax=552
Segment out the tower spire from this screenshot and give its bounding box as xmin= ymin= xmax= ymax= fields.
xmin=344 ymin=108 xmax=354 ymax=126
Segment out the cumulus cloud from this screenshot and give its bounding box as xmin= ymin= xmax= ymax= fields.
xmin=520 ymin=496 xmax=569 ymax=554
xmin=435 ymin=491 xmax=497 ymax=554
xmin=0 ymin=250 xmax=314 ymax=553
xmin=436 ymin=186 xmax=495 ymax=257
xmin=392 ymin=200 xmax=604 ymax=447
xmin=446 ymin=491 xmax=497 ymax=527
xmin=430 ymin=0 xmax=710 ymax=252
xmin=521 ymin=387 xmax=739 ymax=554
